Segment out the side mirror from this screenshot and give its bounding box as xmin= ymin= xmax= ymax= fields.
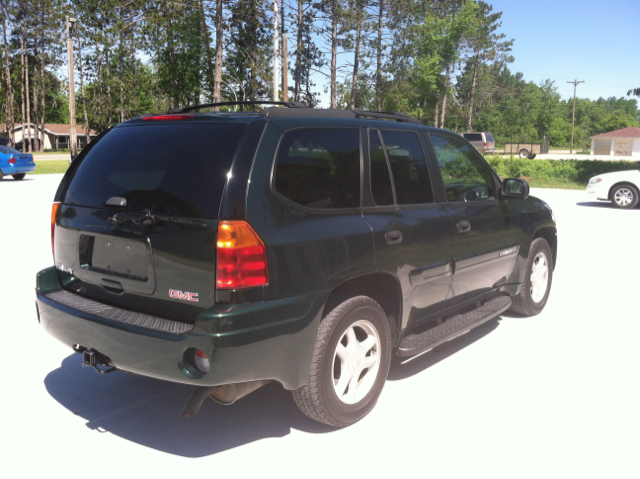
xmin=502 ymin=178 xmax=529 ymax=199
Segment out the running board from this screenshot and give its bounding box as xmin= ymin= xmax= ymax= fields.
xmin=396 ymin=296 xmax=511 ymax=357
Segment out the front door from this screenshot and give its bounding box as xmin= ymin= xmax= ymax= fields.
xmin=429 ymin=133 xmax=521 ymax=300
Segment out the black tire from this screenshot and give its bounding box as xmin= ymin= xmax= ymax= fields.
xmin=0 ymin=170 xmax=3 ymax=181
xmin=12 ymin=173 xmax=26 ymax=180
xmin=292 ymin=296 xmax=392 ymax=427
xmin=527 ymin=153 xmax=536 ymax=159
xmin=518 ymin=149 xmax=529 ymax=159
xmin=610 ymin=183 xmax=639 ymax=209
xmin=509 ymin=238 xmax=553 ymax=316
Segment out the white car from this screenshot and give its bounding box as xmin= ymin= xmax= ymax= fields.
xmin=587 ymin=170 xmax=640 ymax=209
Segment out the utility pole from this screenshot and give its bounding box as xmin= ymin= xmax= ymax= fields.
xmin=66 ymin=16 xmax=78 ymax=160
xmin=567 ymin=79 xmax=584 ymax=154
xmin=273 ymin=0 xmax=279 ymax=101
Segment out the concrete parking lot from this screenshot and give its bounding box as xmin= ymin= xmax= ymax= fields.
xmin=1 ymin=174 xmax=639 ymax=477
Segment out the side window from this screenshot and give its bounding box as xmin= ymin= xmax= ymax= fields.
xmin=380 ymin=130 xmax=434 ymax=205
xmin=430 ymin=135 xmax=496 ymax=203
xmin=369 ymin=130 xmax=394 ymax=206
xmin=275 ymin=129 xmax=360 ymax=209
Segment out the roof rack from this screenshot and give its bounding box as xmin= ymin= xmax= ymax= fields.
xmin=167 ymin=101 xmax=308 ymax=114
xmin=354 ymin=110 xmax=422 ymax=125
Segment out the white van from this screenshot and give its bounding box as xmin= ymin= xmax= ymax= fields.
xmin=462 ymin=132 xmax=496 ymax=155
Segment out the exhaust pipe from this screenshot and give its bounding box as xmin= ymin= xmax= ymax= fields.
xmin=181 ymin=380 xmax=270 ymax=418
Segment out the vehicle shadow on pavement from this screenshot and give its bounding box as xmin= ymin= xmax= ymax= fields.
xmin=387 ymin=318 xmax=501 ymax=381
xmin=575 ymin=201 xmax=615 ymax=209
xmin=44 ymin=317 xmax=502 ymax=456
xmin=44 ymin=354 xmax=333 ymax=457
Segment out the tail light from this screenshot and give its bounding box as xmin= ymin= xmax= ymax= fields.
xmin=8 ymin=156 xmax=15 ymax=164
xmin=216 ymin=221 xmax=268 ymax=289
xmin=484 ymin=142 xmax=487 ymax=147
xmin=51 ymin=202 xmax=60 ymax=254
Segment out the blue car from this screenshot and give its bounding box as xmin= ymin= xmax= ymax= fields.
xmin=0 ymin=145 xmax=36 ymax=181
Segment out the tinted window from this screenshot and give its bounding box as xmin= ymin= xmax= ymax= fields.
xmin=275 ymin=129 xmax=360 ymax=209
xmin=380 ymin=130 xmax=433 ymax=205
xmin=430 ymin=135 xmax=495 ymax=202
xmin=369 ymin=130 xmax=394 ymax=206
xmin=463 ymin=133 xmax=482 ymax=142
xmin=63 ymin=123 xmax=246 ymax=218
xmin=486 ymin=133 xmax=495 ymax=142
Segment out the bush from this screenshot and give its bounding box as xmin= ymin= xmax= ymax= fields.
xmin=485 ymin=157 xmax=640 ymax=185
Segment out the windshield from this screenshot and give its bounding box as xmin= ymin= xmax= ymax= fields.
xmin=63 ymin=123 xmax=247 ymax=219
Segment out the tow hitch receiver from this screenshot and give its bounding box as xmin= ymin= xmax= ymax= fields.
xmin=81 ymin=348 xmax=117 ymax=374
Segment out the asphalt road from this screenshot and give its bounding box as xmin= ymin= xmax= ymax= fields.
xmin=1 ymin=175 xmax=639 ymax=477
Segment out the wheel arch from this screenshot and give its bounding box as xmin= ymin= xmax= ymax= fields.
xmin=608 ymin=181 xmax=640 ymax=201
xmin=321 ymin=272 xmax=403 ymax=346
xmin=532 ymin=226 xmax=557 ymax=270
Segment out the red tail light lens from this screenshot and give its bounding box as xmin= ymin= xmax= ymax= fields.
xmin=51 ymin=203 xmax=60 ymax=254
xmin=484 ymin=142 xmax=487 ymax=147
xmin=8 ymin=156 xmax=15 ymax=164
xmin=216 ymin=221 xmax=268 ymax=289
xmin=143 ymin=114 xmax=194 ymax=121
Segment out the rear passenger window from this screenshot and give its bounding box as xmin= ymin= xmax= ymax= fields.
xmin=380 ymin=130 xmax=433 ymax=205
xmin=275 ymin=129 xmax=360 ymax=209
xmin=369 ymin=130 xmax=394 ymax=206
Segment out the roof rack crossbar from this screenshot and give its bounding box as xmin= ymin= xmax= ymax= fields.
xmin=354 ymin=110 xmax=421 ymax=125
xmin=167 ymin=101 xmax=308 ymax=114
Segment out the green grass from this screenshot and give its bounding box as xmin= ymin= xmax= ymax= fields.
xmin=27 ymin=160 xmax=69 ymax=175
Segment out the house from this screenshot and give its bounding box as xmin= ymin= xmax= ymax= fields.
xmin=590 ymin=127 xmax=640 ymax=157
xmin=0 ymin=123 xmax=98 ymax=150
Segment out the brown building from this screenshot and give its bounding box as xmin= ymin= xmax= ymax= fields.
xmin=590 ymin=126 xmax=640 ymax=158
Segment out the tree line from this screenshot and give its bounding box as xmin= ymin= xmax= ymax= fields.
xmin=1 ymin=0 xmax=638 ymax=153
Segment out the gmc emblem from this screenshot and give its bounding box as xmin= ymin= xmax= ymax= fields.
xmin=169 ymin=289 xmax=199 ymax=302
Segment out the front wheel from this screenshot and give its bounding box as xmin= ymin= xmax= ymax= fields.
xmin=292 ymin=296 xmax=392 ymax=427
xmin=12 ymin=173 xmax=26 ymax=180
xmin=508 ymin=238 xmax=553 ymax=316
xmin=610 ymin=184 xmax=639 ymax=209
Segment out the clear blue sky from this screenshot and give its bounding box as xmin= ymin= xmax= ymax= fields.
xmin=489 ymin=0 xmax=640 ymax=101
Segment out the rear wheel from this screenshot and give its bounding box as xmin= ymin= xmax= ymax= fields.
xmin=518 ymin=149 xmax=530 ymax=159
xmin=509 ymin=238 xmax=553 ymax=316
xmin=12 ymin=173 xmax=25 ymax=180
xmin=610 ymin=183 xmax=639 ymax=209
xmin=292 ymin=296 xmax=392 ymax=427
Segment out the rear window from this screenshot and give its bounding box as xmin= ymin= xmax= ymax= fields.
xmin=0 ymin=145 xmax=21 ymax=154
xmin=486 ymin=133 xmax=495 ymax=142
xmin=63 ymin=123 xmax=246 ymax=219
xmin=463 ymin=133 xmax=482 ymax=142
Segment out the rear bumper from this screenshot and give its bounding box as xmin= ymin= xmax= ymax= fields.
xmin=36 ymin=266 xmax=329 ymax=389
xmin=1 ymin=162 xmax=36 ymax=175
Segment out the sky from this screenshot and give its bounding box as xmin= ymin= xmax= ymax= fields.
xmin=483 ymin=0 xmax=640 ymax=102
xmin=313 ymin=0 xmax=640 ymax=107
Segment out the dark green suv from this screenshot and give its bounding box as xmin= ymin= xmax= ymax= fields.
xmin=36 ymin=102 xmax=557 ymax=427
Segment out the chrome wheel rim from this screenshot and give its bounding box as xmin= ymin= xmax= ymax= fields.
xmin=332 ymin=319 xmax=381 ymax=405
xmin=614 ymin=188 xmax=633 ymax=206
xmin=530 ymin=252 xmax=549 ymax=303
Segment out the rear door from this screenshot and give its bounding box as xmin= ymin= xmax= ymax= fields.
xmin=363 ymin=127 xmax=453 ymax=330
xmin=53 ymin=120 xmax=248 ymax=323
